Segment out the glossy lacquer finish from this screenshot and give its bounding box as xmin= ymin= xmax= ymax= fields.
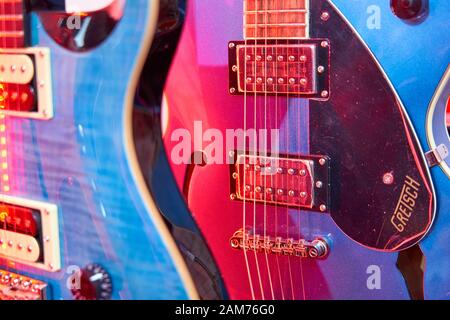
xmin=164 ymin=0 xmax=448 ymax=299
xmin=1 ymin=1 xmax=194 ymax=299
xmin=333 ymin=0 xmax=450 ymax=300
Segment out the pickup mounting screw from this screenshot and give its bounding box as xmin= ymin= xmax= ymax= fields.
xmin=230 ymin=193 xmax=237 ymax=200
xmin=232 ymin=172 xmax=238 ymax=179
xmin=229 ymin=42 xmax=235 ymax=49
xmin=319 ymin=158 xmax=326 ymax=166
xmin=321 ymin=12 xmax=330 ymax=21
xmin=232 ymin=65 xmax=238 ymax=72
xmin=300 ymin=191 xmax=307 ymax=198
xmin=319 ymin=204 xmax=327 ymax=212
xmin=316 ymin=181 xmax=323 ymax=188
xmin=321 ymin=41 xmax=329 ymax=48
xmin=321 ymin=90 xmax=329 ymax=98
xmin=229 ymin=87 xmax=236 ymax=94
xmin=299 ymin=55 xmax=307 ymax=62
xmin=317 ymin=65 xmax=325 ymax=74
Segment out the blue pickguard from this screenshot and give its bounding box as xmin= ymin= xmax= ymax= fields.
xmin=2 ymin=0 xmax=191 ymax=299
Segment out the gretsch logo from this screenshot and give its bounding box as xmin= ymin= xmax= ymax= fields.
xmin=390 ymin=175 xmax=420 ymax=232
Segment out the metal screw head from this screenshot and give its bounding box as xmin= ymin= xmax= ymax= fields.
xmin=317 ymin=65 xmax=325 ymax=74
xmin=230 ymin=193 xmax=237 ymax=200
xmin=321 ymin=11 xmax=330 ymax=21
xmin=267 ymin=78 xmax=274 ymax=85
xmin=266 ymin=187 xmax=273 ymax=194
xmin=319 ymin=204 xmax=327 ymax=212
xmin=321 ymin=90 xmax=329 ymax=98
xmin=267 ymin=55 xmax=273 ymax=61
xmin=229 ymin=87 xmax=236 ymax=94
xmin=321 ymin=41 xmax=329 ymax=48
xmin=300 ymin=78 xmax=307 ymax=86
xmin=316 ymin=181 xmax=323 ymax=188
xmin=232 ymin=65 xmax=238 ymax=72
xmin=299 ymin=169 xmax=306 ymax=176
xmin=229 ymin=42 xmax=235 ymax=49
xmin=288 ymin=168 xmax=295 ymax=175
xmin=255 ymin=186 xmax=262 ymax=193
xmin=232 ymin=172 xmax=238 ymax=179
xmin=277 ymin=189 xmax=284 ymax=195
xmin=229 ymin=150 xmax=235 ymax=157
xmin=300 ymin=191 xmax=307 ymax=198
xmin=319 ymin=158 xmax=327 ymax=166
xmin=299 ymin=55 xmax=307 ymax=62
xmin=288 ymin=190 xmax=295 ymax=197
xmin=383 ymin=172 xmax=394 ymax=185
xmin=278 ymin=78 xmax=285 ymax=84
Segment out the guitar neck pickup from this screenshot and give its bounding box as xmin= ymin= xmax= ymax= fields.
xmin=0 ymin=269 xmax=48 ymax=300
xmin=0 ymin=48 xmax=53 ymax=120
xmin=0 ymin=195 xmax=60 ymax=272
xmin=230 ymin=152 xmax=330 ymax=212
xmin=228 ymin=39 xmax=330 ymax=99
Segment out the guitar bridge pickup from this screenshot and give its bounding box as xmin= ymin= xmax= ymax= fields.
xmin=0 ymin=269 xmax=48 ymax=300
xmin=228 ymin=39 xmax=330 ymax=99
xmin=230 ymin=152 xmax=330 ymax=212
xmin=0 ymin=47 xmax=53 ymax=119
xmin=0 ymin=195 xmax=60 ymax=272
xmin=230 ymin=229 xmax=329 ymax=259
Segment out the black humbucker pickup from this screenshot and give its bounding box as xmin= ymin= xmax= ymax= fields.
xmin=229 ymin=151 xmax=331 ymax=213
xmin=228 ymin=39 xmax=330 ymax=99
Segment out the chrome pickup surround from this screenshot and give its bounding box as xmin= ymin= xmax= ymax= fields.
xmin=0 ymin=195 xmax=60 ymax=272
xmin=0 ymin=269 xmax=48 ymax=300
xmin=0 ymin=47 xmax=53 ymax=120
xmin=230 ymin=229 xmax=329 ymax=259
xmin=230 ymin=151 xmax=330 ymax=212
xmin=228 ymin=39 xmax=330 ymax=99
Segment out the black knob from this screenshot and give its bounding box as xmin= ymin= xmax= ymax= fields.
xmin=391 ymin=0 xmax=428 ymax=21
xmin=71 ymin=264 xmax=113 ymax=300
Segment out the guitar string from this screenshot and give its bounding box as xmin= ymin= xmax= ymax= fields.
xmin=285 ymin=0 xmax=295 ymax=301
xmin=273 ymin=0 xmax=284 ymax=300
xmin=263 ymin=0 xmax=275 ymax=300
xmin=252 ymin=0 xmax=265 ymax=300
xmin=297 ymin=0 xmax=306 ymax=300
xmin=243 ymin=0 xmax=256 ymax=301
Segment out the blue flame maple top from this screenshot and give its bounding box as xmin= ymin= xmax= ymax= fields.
xmin=1 ymin=0 xmax=195 ymax=299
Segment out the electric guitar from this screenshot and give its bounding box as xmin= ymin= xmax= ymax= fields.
xmin=163 ymin=0 xmax=449 ymax=299
xmin=0 ymin=0 xmax=199 ymax=299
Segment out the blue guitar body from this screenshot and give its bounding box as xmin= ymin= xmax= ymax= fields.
xmin=0 ymin=0 xmax=197 ymax=299
xmin=332 ymin=0 xmax=450 ymax=300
